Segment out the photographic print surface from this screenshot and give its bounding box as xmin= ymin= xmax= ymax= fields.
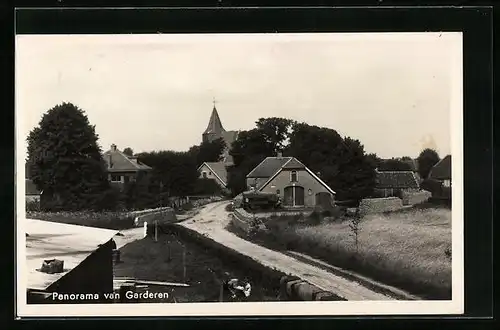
xmin=16 ymin=32 xmax=463 ymax=317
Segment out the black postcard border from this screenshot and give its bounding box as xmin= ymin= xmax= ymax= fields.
xmin=3 ymin=3 xmax=494 ymax=326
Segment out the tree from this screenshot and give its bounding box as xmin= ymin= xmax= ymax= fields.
xmin=188 ymin=137 xmax=226 ymax=167
xmin=137 ymin=150 xmax=199 ymax=198
xmin=286 ymin=123 xmax=376 ymax=201
xmin=255 ymin=117 xmax=295 ymax=155
xmin=26 ymin=102 xmax=112 ymax=211
xmin=378 ymin=158 xmax=413 ymax=171
xmin=123 ymin=147 xmax=134 ymax=156
xmin=417 ymin=148 xmax=441 ymax=179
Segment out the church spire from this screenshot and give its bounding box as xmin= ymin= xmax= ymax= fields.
xmin=203 ymin=99 xmax=226 ymax=136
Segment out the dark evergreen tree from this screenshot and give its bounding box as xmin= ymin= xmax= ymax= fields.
xmin=26 ymin=102 xmax=112 ymax=211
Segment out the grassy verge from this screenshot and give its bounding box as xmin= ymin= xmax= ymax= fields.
xmin=229 ymin=205 xmax=452 ymax=300
xmin=114 ymin=227 xmax=281 ymax=302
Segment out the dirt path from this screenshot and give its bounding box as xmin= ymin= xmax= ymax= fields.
xmin=179 ymin=201 xmax=395 ymax=301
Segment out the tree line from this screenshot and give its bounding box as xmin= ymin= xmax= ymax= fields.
xmin=26 ymin=102 xmax=442 ymax=212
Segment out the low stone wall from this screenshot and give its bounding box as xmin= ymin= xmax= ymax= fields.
xmin=236 ymin=208 xmax=313 ymax=220
xmin=134 ymin=208 xmax=177 ymax=227
xmin=279 ymin=276 xmax=343 ymax=301
xmin=359 ymin=197 xmax=404 ymax=215
xmin=401 ymin=190 xmax=431 ymax=206
xmin=231 ymin=212 xmax=253 ymax=233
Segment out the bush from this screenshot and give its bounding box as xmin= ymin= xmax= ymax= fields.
xmin=26 ymin=200 xmax=40 ymax=212
xmin=225 ymin=203 xmax=235 ymax=212
xmin=306 ymin=211 xmax=322 ymax=226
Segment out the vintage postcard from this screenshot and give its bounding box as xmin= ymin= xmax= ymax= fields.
xmin=15 ymin=32 xmax=463 ymax=317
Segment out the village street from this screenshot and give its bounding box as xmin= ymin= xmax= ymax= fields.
xmin=178 ymin=201 xmax=396 ymax=301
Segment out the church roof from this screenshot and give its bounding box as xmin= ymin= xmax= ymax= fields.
xmin=203 ymin=106 xmax=226 ymax=135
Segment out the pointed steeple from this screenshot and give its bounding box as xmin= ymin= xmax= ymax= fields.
xmin=203 ymin=100 xmax=226 ymax=136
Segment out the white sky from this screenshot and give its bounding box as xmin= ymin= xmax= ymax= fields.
xmin=16 ymin=33 xmax=460 ymax=159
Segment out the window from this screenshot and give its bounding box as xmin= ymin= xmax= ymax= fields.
xmin=209 ymin=171 xmax=212 ymax=176
xmin=202 ymin=171 xmax=207 ymax=179
xmin=110 ymin=175 xmax=122 ymax=182
xmin=290 ymin=171 xmax=298 ymax=182
xmin=276 ymin=189 xmax=280 ymax=195
xmin=443 ymin=179 xmax=451 ymax=187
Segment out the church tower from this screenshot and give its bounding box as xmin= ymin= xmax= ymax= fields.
xmin=201 ymin=100 xmax=239 ymax=165
xmin=202 ymin=102 xmax=226 ymax=143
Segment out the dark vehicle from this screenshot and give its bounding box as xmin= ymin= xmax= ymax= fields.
xmin=241 ymin=191 xmax=281 ymax=211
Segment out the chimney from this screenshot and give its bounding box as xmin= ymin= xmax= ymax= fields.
xmin=111 ymin=144 xmax=117 ymax=151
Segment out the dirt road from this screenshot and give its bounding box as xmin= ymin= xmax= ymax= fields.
xmin=179 ymin=201 xmax=395 ymax=301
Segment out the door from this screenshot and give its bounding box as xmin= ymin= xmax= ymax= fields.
xmin=294 ymin=186 xmax=305 ymax=206
xmin=284 ymin=186 xmax=294 ymax=206
xmin=284 ymin=186 xmax=304 ymax=207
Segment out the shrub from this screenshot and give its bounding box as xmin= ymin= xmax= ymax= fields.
xmin=225 ymin=203 xmax=235 ymax=212
xmin=26 ymin=200 xmax=40 ymax=212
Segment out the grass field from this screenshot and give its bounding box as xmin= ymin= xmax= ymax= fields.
xmin=114 ymin=229 xmax=281 ymax=303
xmin=235 ymin=204 xmax=452 ymax=299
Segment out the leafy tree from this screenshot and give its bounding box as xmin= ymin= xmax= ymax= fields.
xmin=378 ymin=158 xmax=413 ymax=171
xmin=137 ymin=150 xmax=198 ymax=198
xmin=255 ymin=117 xmax=295 ymax=154
xmin=188 ymin=137 xmax=226 ymax=167
xmin=123 ymin=147 xmax=134 ymax=156
xmin=417 ymin=148 xmax=441 ymax=179
xmin=286 ymin=123 xmax=376 ymax=201
xmin=26 ymin=102 xmax=112 ymax=211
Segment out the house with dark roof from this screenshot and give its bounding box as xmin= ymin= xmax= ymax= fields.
xmin=198 ymin=162 xmax=228 ymax=188
xmin=373 ymin=170 xmax=420 ymax=198
xmin=246 ymin=154 xmax=336 ymax=208
xmin=103 ymin=144 xmax=152 ymax=189
xmin=428 ymin=155 xmax=451 ymax=200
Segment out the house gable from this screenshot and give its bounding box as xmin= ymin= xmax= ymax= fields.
xmin=103 ymin=145 xmax=152 ymax=173
xmin=429 ymin=155 xmax=451 ymax=180
xmin=259 ymin=158 xmax=336 ymax=195
xmin=246 ymin=157 xmax=292 ymax=178
xmin=198 ymin=162 xmax=228 ymax=187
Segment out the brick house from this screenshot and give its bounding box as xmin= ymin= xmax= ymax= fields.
xmin=246 ymin=154 xmax=336 ymax=208
xmin=103 ymin=144 xmax=152 ymax=190
xmin=373 ymin=170 xmax=420 ymax=198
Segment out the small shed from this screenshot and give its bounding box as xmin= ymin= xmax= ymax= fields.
xmin=25 ymin=219 xmax=118 ymax=304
